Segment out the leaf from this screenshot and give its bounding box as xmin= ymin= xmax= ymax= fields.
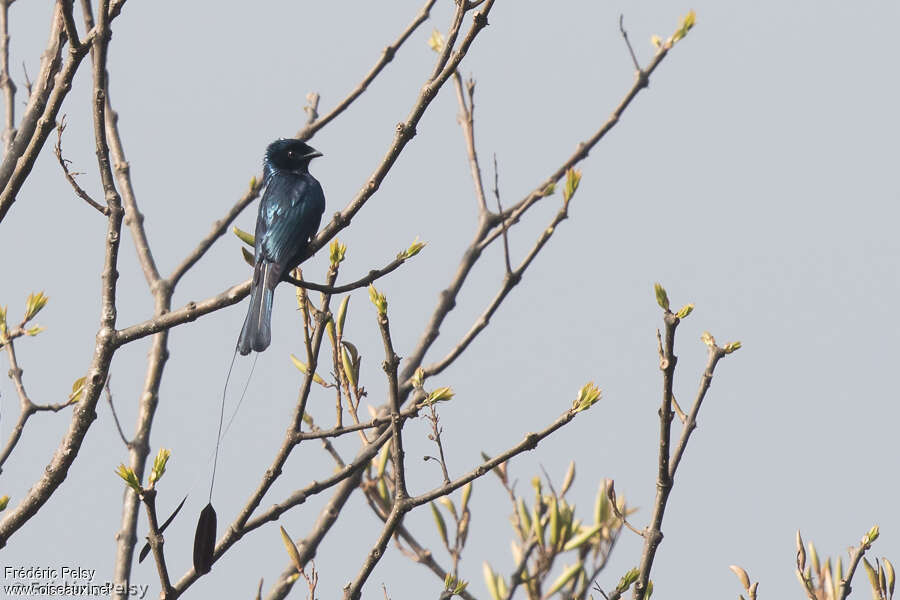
xmin=139 ymin=495 xmax=187 ymax=563
xmin=279 ymin=526 xmax=304 ymax=571
xmin=483 ymin=563 xmax=500 ymax=600
xmin=0 ymin=495 xmax=8 ymax=511
xmin=290 ymin=354 xmax=329 ymax=387
xmin=654 ymin=283 xmax=670 ymax=311
xmin=563 ymin=168 xmax=582 ymax=204
xmin=329 ymin=239 xmax=347 ymax=266
xmin=115 ymin=464 xmax=141 ymax=492
xmin=399 ymin=236 xmax=426 ymax=260
xmin=675 ymin=303 xmax=694 ymax=319
xmin=69 ymin=376 xmax=87 ymax=403
xmin=545 ymin=561 xmax=584 ymax=596
xmin=460 ymin=481 xmax=473 ymax=514
xmin=560 ymin=461 xmax=576 ymax=496
xmin=730 ymin=565 xmax=751 ymax=590
xmin=516 ymin=498 xmax=531 ymax=538
xmin=24 ymin=291 xmax=49 ymax=322
xmin=240 ymin=246 xmax=254 ymax=266
xmin=148 ymin=448 xmax=171 ymax=486
xmin=335 ymin=296 xmax=350 ymax=337
xmin=573 ymin=382 xmax=601 ymax=413
xmin=233 ymin=226 xmax=255 ymax=246
xmin=562 ymin=523 xmax=602 ymax=552
xmin=427 ymin=28 xmax=445 ymax=53
xmin=425 ymin=386 xmax=455 ymax=405
xmin=430 ymin=502 xmax=449 ymax=547
xmin=368 ymin=284 xmax=387 ymax=315
xmin=193 ymin=503 xmax=217 ymax=575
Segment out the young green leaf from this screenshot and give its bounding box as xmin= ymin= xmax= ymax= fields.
xmin=24 ymin=291 xmax=49 ymax=322
xmin=233 ymin=226 xmax=255 ymax=246
xmin=654 ymin=283 xmax=670 ymax=311
xmin=290 ymin=354 xmax=329 ymax=387
xmin=148 ymin=448 xmax=171 ymax=487
xmin=430 ymin=502 xmax=449 ymax=547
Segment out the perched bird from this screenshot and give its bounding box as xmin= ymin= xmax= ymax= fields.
xmin=237 ymin=139 xmax=325 ymax=355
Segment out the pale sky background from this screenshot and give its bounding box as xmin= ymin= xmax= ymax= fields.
xmin=1 ymin=1 xmax=898 ymax=599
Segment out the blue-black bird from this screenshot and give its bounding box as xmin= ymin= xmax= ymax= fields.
xmin=237 ymin=139 xmax=326 ymax=355
xmin=193 ymin=140 xmax=325 ymax=575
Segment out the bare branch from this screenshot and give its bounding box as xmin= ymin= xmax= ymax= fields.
xmin=139 ymin=489 xmax=175 ymax=599
xmin=297 ymin=0 xmax=437 ymax=140
xmin=618 ymin=15 xmax=642 ymax=73
xmin=452 ymin=72 xmax=488 ymax=214
xmin=103 ymin=376 xmax=132 ymax=448
xmin=492 ymin=154 xmax=512 ymax=275
xmin=0 ymin=0 xmax=16 ymax=155
xmin=0 ymin=0 xmax=124 ymax=549
xmin=54 ymin=116 xmax=107 ymax=215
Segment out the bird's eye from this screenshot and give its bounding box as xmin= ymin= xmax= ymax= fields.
xmin=286 ymin=150 xmax=296 ymax=159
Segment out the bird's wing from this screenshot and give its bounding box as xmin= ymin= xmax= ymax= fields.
xmin=256 ymin=172 xmax=326 ymax=268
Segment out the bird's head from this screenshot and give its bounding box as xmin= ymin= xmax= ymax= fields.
xmin=264 ymin=139 xmax=323 ymax=175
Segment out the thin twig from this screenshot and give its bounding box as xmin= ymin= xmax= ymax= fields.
xmin=423 ymin=403 xmax=451 ymax=484
xmin=54 ymin=116 xmax=107 ymax=215
xmin=344 ymin=402 xmax=585 ymax=599
xmin=103 ymin=376 xmax=132 ymax=448
xmin=452 ymin=72 xmax=488 ymax=215
xmin=492 ymin=154 xmax=512 ymax=274
xmin=618 ymin=15 xmax=642 ymax=73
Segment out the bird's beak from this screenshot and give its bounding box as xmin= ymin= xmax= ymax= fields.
xmin=304 ymin=148 xmax=323 ymax=159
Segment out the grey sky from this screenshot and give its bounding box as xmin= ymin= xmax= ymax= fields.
xmin=1 ymin=1 xmax=898 ymax=598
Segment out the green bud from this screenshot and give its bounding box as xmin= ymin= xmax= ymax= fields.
xmin=24 ymin=291 xmax=49 ymax=322
xmin=616 ymin=568 xmax=640 ymax=593
xmin=425 ymin=386 xmax=455 ymax=405
xmin=724 ymin=341 xmax=742 ymax=354
xmin=563 ymin=168 xmax=582 ymax=204
xmin=329 ymin=239 xmax=347 ymax=266
xmin=573 ymin=382 xmax=601 ymax=413
xmin=115 ymin=464 xmax=142 ymax=493
xmin=400 ymin=236 xmax=426 ymax=260
xmin=148 ymin=448 xmax=171 ymax=487
xmin=427 ymin=28 xmax=445 ymax=53
xmin=675 ymin=303 xmax=694 ymax=319
xmin=411 ymin=367 xmax=425 ymax=389
xmin=865 ymin=525 xmax=880 ymax=545
xmin=368 ymin=284 xmax=387 ymax=315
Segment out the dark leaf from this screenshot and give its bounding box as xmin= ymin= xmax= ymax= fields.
xmin=139 ymin=495 xmax=187 ymax=563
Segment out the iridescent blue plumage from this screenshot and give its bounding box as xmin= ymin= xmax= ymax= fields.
xmin=237 ymin=139 xmax=325 ymax=355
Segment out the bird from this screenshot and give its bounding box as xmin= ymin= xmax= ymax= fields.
xmin=237 ymin=138 xmax=325 ymax=355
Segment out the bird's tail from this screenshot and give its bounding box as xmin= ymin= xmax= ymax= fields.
xmin=237 ymin=261 xmax=280 ymax=355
